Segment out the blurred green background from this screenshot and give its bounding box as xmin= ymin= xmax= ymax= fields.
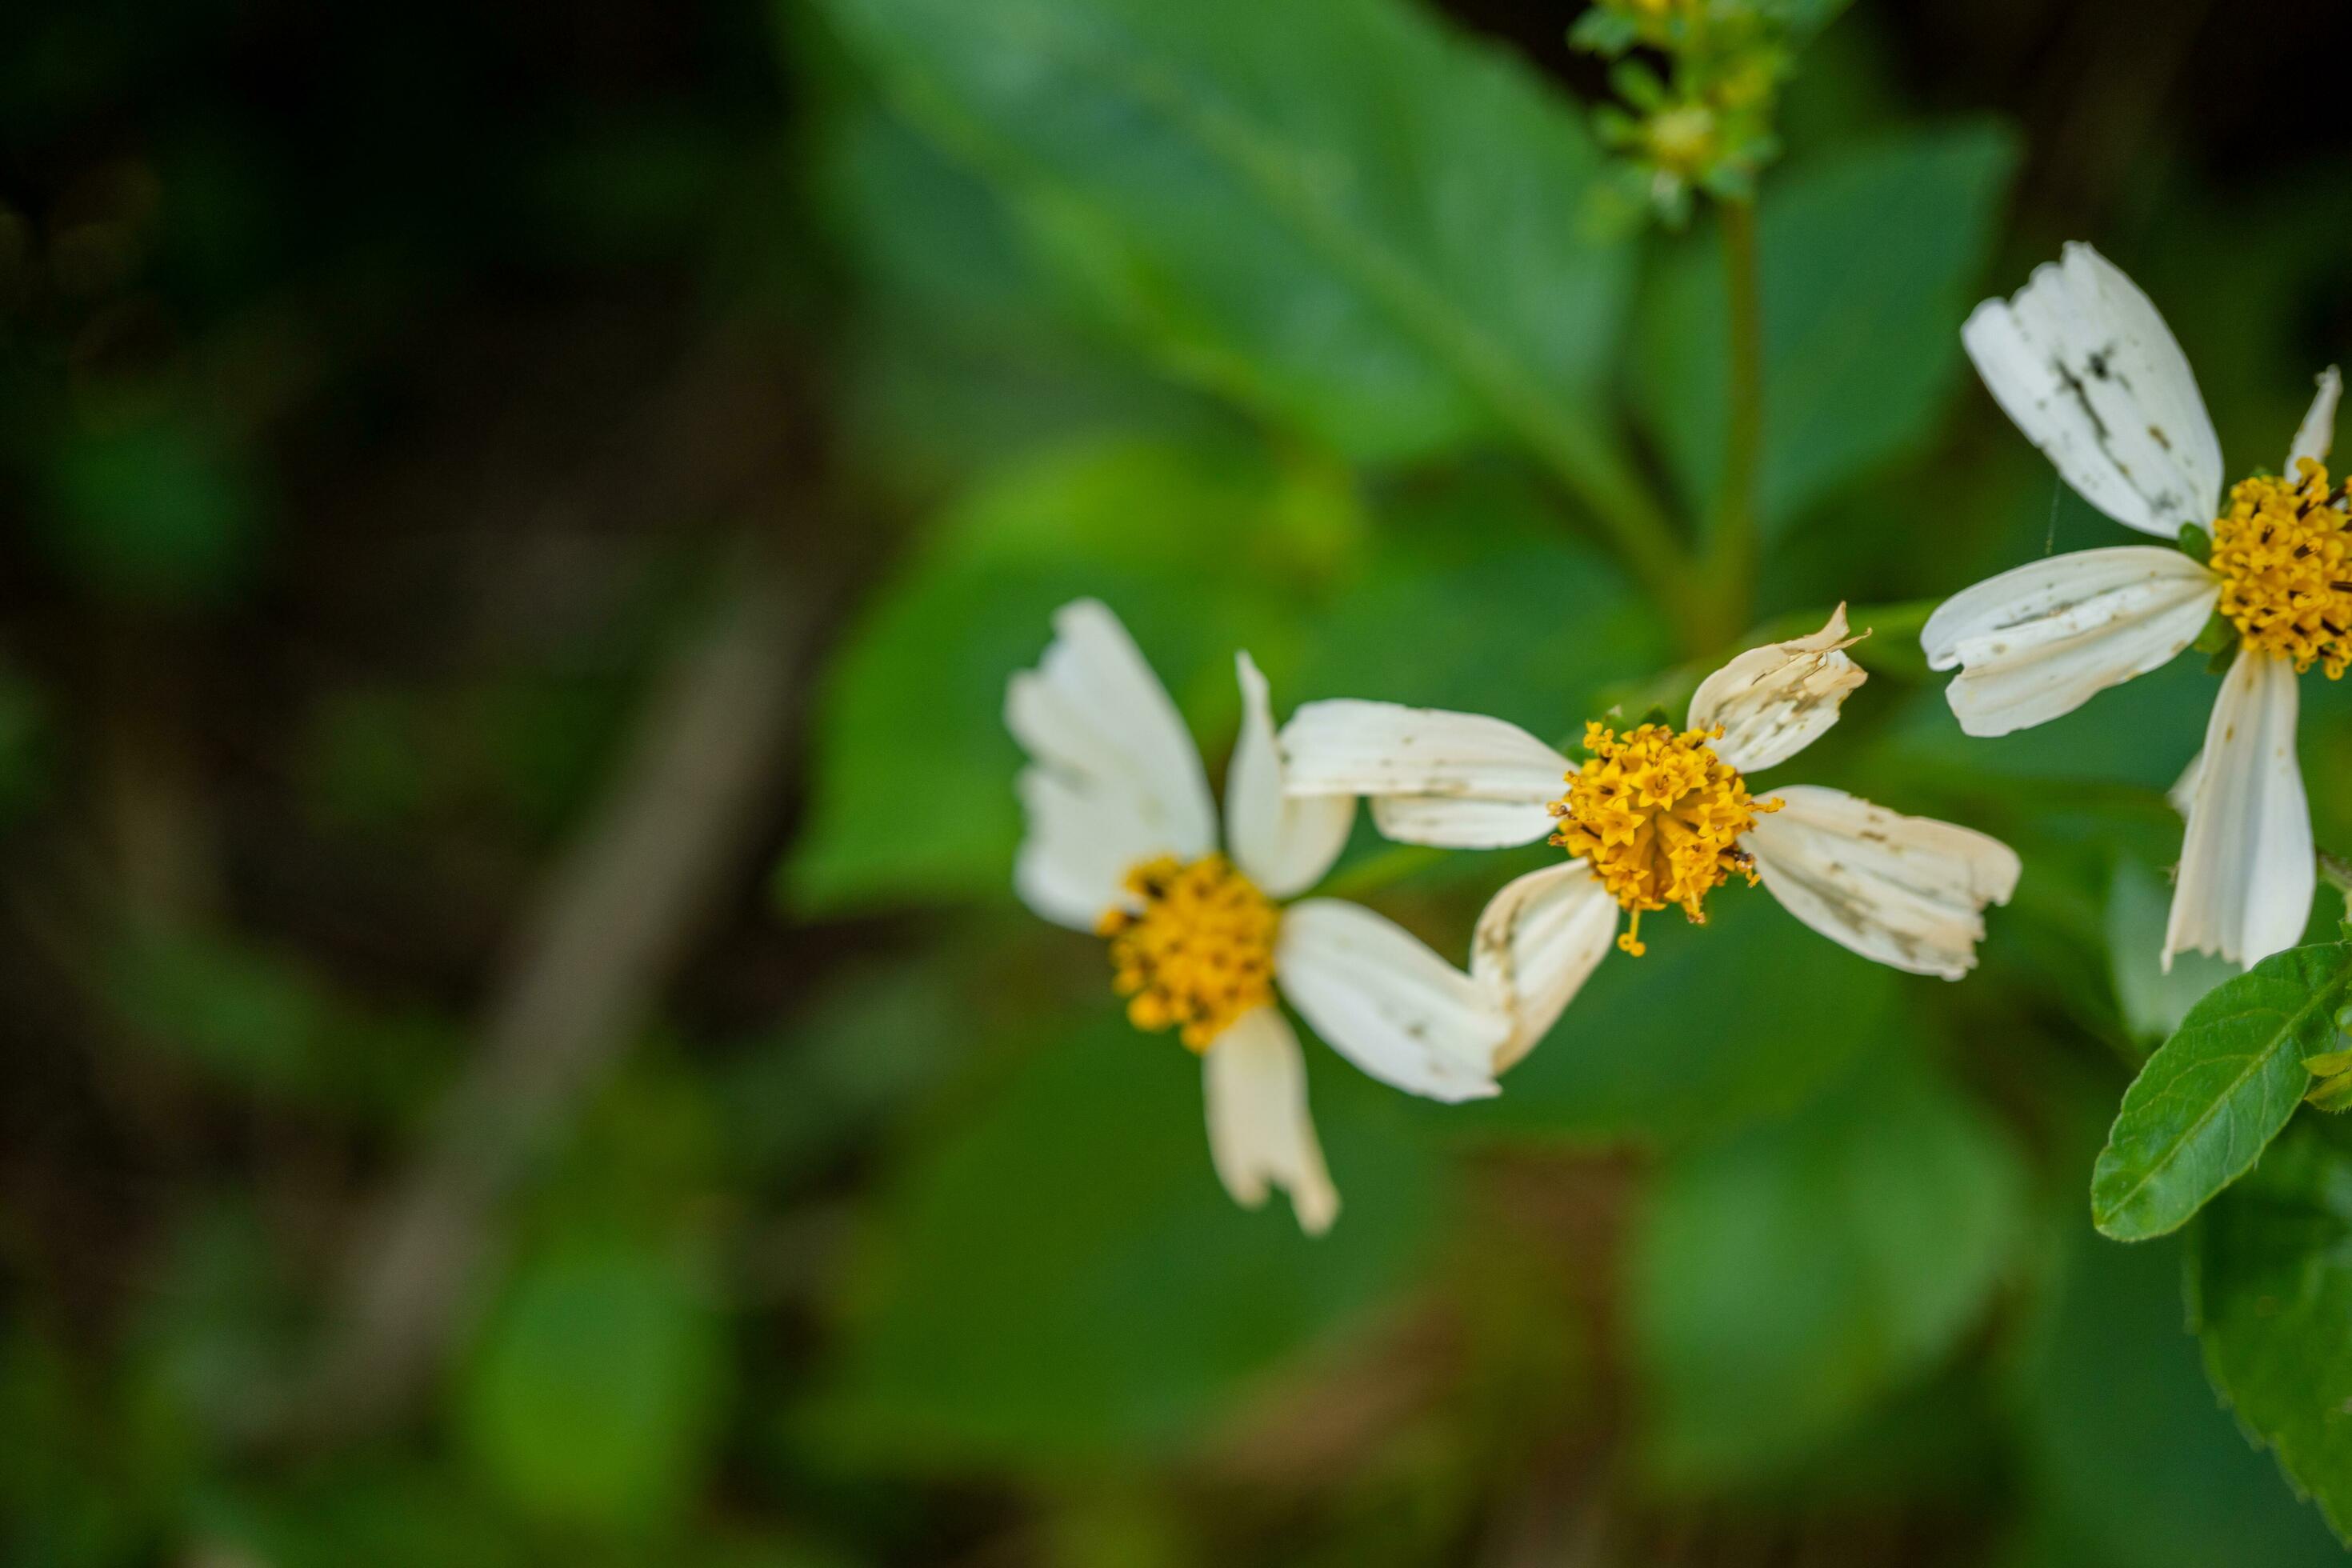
xmin=6 ymin=0 xmax=2352 ymax=1562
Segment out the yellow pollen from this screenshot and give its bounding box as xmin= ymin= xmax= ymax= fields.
xmin=1097 ymin=853 xmax=1278 ymax=1052
xmin=1548 ymin=721 xmax=1780 ymax=957
xmin=2212 ymin=458 xmax=2352 ymax=678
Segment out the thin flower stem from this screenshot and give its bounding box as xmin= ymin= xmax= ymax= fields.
xmin=2320 ymin=851 xmax=2352 ymax=909
xmin=1706 ymin=195 xmax=1766 ymax=644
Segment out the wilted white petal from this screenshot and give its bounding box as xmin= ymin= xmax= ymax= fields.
xmin=1006 ymin=601 xmax=1215 ymax=917
xmin=1745 ymin=786 xmax=2022 ymax=980
xmin=1470 ymin=860 xmax=1618 ymax=1070
xmin=1688 ymin=605 xmax=1867 ymax=773
xmin=1274 ymin=898 xmax=1506 ymax=1104
xmin=1919 ymin=546 xmax=2218 ymax=736
xmin=1226 ymin=652 xmax=1354 ymax=898
xmin=2164 ymin=648 xmax=2314 ymax=970
xmin=1962 ymin=242 xmax=2223 ymax=534
xmin=2288 ymin=365 xmax=2342 ymax=473
xmin=1368 ymin=794 xmax=1561 ymax=850
xmin=1203 ymin=1006 xmax=1338 ymax=1236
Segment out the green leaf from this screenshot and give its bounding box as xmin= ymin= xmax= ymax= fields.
xmin=2190 ymin=1121 xmax=2352 ymax=1544
xmin=1633 ymin=123 xmax=2018 ymax=534
xmin=2013 ymin=1220 xmax=2346 ymax=1567
xmin=460 ymin=1242 xmax=725 ymax=1531
xmin=1455 ymin=880 xmax=1900 ymax=1145
xmin=2091 ymin=942 xmax=2352 ymax=1241
xmin=808 ymin=1016 xmax=1446 ymax=1466
xmin=818 ymin=98 xmax=1209 ymax=487
xmin=1287 ymin=470 xmax=1670 ymax=731
xmin=1630 ymin=1052 xmax=2024 ymax=1489
xmin=810 ymin=0 xmax=1634 ymax=469
xmin=783 ymin=434 xmax=1337 ymax=914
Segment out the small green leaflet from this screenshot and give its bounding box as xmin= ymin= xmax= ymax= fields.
xmin=2090 ymin=942 xmax=2352 ymax=1242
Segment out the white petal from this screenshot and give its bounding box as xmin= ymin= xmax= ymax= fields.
xmin=1278 ymin=699 xmax=1570 ymax=849
xmin=1687 ymin=604 xmax=1867 ymax=773
xmin=1919 ymin=546 xmax=2218 ymax=737
xmin=1280 ymin=699 xmax=1569 ymax=801
xmin=1470 ymin=860 xmax=1619 ymax=1070
xmin=1014 ymin=766 xmax=1169 ymax=930
xmin=1274 ymin=898 xmax=1506 ymax=1103
xmin=1744 ymin=786 xmax=2023 ymax=980
xmin=1368 ymin=794 xmax=1562 ymax=850
xmin=2164 ymin=649 xmax=2314 ymax=970
xmin=1203 ymin=1006 xmax=1338 ymax=1236
xmin=2288 ymin=365 xmax=2342 ymax=474
xmin=1962 ymin=242 xmax=2223 ymax=534
xmin=1006 ymin=600 xmax=1215 ymax=916
xmin=1226 ymin=652 xmax=1354 ymax=898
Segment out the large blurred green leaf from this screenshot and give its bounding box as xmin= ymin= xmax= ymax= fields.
xmin=809 ymin=0 xmax=1634 ymax=470
xmin=2106 ymin=858 xmax=2235 ymax=1052
xmin=2014 ymin=1222 xmax=2345 ymax=1566
xmin=818 ymin=99 xmax=1211 ymax=488
xmin=1290 ymin=471 xmax=1670 ymax=734
xmin=2091 ymin=941 xmax=2351 ymax=1241
xmin=1629 ymin=1051 xmax=2024 ymax=1489
xmin=785 ymin=434 xmax=1343 ymax=914
xmin=2190 ymin=1121 xmax=2352 ymax=1544
xmin=1634 ymin=123 xmax=2017 ymax=534
xmin=1454 ymin=881 xmax=1901 ymax=1144
xmin=810 ymin=1015 xmax=1446 ymax=1466
xmin=460 ymin=1242 xmax=725 ymax=1532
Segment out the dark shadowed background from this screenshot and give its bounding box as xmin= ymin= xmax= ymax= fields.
xmin=7 ymin=0 xmax=2352 ymax=1562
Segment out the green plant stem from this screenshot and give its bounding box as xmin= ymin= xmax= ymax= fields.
xmin=1705 ymin=195 xmax=1766 ymax=645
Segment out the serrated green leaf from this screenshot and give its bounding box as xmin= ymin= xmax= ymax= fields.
xmin=2190 ymin=1121 xmax=2352 ymax=1545
xmin=2306 ymin=1074 xmax=2352 ymax=1113
xmin=811 ymin=0 xmax=1635 ymax=470
xmin=2091 ymin=942 xmax=2352 ymax=1241
xmin=1630 ymin=1052 xmax=2024 ymax=1490
xmin=1632 ymin=123 xmax=2017 ymax=534
xmin=2014 ymin=1221 xmax=2346 ymax=1567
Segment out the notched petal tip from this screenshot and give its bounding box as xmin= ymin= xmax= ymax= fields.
xmin=1688 ymin=605 xmax=1870 ymax=774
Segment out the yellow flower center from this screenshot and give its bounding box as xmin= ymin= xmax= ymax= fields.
xmin=1548 ymin=722 xmax=1781 ymax=957
xmin=2212 ymin=458 xmax=2352 ymax=678
xmin=1098 ymin=853 xmax=1278 ymax=1051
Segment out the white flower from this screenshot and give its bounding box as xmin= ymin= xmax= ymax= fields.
xmin=1925 ymin=242 xmax=2339 ymax=969
xmin=1009 ymin=599 xmax=1510 ymax=1235
xmin=1281 ymin=609 xmax=2021 ymax=1061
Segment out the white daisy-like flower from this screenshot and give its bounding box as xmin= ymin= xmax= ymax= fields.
xmin=1924 ymin=242 xmax=2342 ymax=970
xmin=1279 ymin=610 xmax=2022 ymax=1060
xmin=1009 ymin=599 xmax=1510 ymax=1235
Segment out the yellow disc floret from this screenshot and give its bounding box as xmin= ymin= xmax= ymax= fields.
xmin=1550 ymin=722 xmax=1780 ymax=957
xmin=2212 ymin=458 xmax=2352 ymax=678
xmin=1098 ymin=853 xmax=1279 ymax=1051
